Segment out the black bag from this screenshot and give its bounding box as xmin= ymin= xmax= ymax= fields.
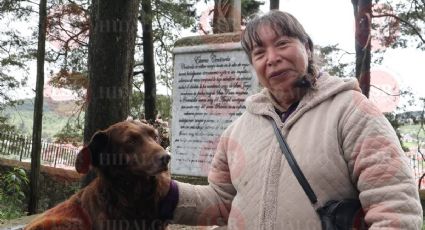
xmin=265 ymin=116 xmax=367 ymax=230
xmin=316 ymin=199 xmax=367 ymax=230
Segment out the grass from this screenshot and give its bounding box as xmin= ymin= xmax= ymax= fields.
xmin=398 ymin=124 xmax=425 ymax=152
xmin=7 ymin=110 xmax=70 ymax=140
xmin=3 ymin=97 xmax=82 ymax=141
xmin=405 ymin=141 xmax=421 ymax=149
xmin=399 ymin=124 xmax=425 ymax=139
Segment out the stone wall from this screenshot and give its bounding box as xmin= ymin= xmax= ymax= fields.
xmin=0 ymin=158 xmax=82 ymax=213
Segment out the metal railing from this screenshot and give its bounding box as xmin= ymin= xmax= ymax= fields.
xmin=0 ymin=132 xmax=80 ymax=169
xmin=407 ymin=150 xmax=425 ymax=188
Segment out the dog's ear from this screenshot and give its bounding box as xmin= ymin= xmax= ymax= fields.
xmin=88 ymin=131 xmax=108 ymax=167
xmin=75 ymin=146 xmax=91 ymax=174
xmin=75 ymin=131 xmax=109 ymax=174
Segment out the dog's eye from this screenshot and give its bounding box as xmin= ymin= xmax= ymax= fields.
xmin=127 ymin=139 xmax=136 ymax=145
xmin=126 ymin=136 xmax=139 ymax=145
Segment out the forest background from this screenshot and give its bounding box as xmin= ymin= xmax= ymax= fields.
xmin=0 ymin=0 xmax=424 ymax=219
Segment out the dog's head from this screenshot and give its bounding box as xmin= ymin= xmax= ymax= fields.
xmin=75 ymin=120 xmax=170 ymax=177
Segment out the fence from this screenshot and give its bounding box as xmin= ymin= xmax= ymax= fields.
xmin=0 ymin=132 xmax=80 ymax=169
xmin=1 ymin=130 xmax=425 ymax=180
xmin=407 ymin=150 xmax=425 ymax=189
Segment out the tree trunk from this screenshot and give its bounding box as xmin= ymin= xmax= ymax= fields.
xmin=82 ymin=0 xmax=138 ymax=188
xmin=213 ymin=0 xmax=241 ymax=33
xmin=270 ymin=0 xmax=279 ymax=10
xmin=352 ymin=0 xmax=372 ymax=98
xmin=84 ymin=0 xmax=138 ymax=143
xmin=28 ymin=0 xmax=47 ymax=215
xmin=141 ymin=0 xmax=156 ymax=122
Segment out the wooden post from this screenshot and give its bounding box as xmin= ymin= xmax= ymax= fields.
xmin=0 ymin=132 xmax=4 ymax=154
xmin=12 ymin=134 xmax=19 ymax=156
xmin=6 ymin=133 xmax=12 ymax=155
xmin=18 ymin=135 xmax=24 ymax=161
xmin=58 ymin=146 xmax=64 ymax=165
xmin=25 ymin=137 xmax=31 ymax=159
xmin=19 ymin=136 xmax=24 ymax=162
xmin=64 ymin=148 xmax=69 ymax=165
xmin=54 ymin=145 xmax=59 ymax=167
xmin=48 ymin=144 xmax=54 ymax=164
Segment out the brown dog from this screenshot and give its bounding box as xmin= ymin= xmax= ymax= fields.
xmin=25 ymin=120 xmax=171 ymax=230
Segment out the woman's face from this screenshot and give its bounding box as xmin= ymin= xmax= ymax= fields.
xmin=250 ymin=25 xmax=310 ymax=105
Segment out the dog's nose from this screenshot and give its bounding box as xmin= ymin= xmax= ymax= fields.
xmin=160 ymin=154 xmax=171 ymax=165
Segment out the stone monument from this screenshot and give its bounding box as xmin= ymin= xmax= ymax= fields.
xmin=171 ymin=33 xmax=258 ymax=176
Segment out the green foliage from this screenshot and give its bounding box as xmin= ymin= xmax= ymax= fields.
xmin=129 ymin=90 xmax=171 ymax=149
xmin=135 ymin=0 xmax=197 ymax=93
xmin=361 ymin=1 xmax=425 ymax=51
xmin=0 ymin=115 xmax=16 ymax=133
xmin=0 ymin=99 xmax=24 ymax=135
xmin=385 ymin=112 xmax=410 ymax=152
xmin=53 ymin=119 xmax=84 ymax=146
xmin=383 ymin=89 xmax=421 ymax=152
xmin=44 ymin=0 xmax=90 ymax=75
xmin=386 ymin=0 xmax=425 ymax=50
xmin=0 ymin=0 xmax=35 ymax=18
xmin=241 ymin=0 xmax=264 ymax=23
xmin=315 ymin=44 xmax=354 ymax=78
xmin=130 ymin=91 xmax=172 ymax=120
xmin=0 ymin=1 xmax=38 ymax=137
xmin=4 ymin=98 xmax=82 ymax=141
xmin=0 ymin=167 xmax=29 ymax=221
xmin=157 ymin=94 xmax=172 ymax=119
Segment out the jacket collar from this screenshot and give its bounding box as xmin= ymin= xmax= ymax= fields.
xmin=245 ymin=73 xmax=361 ymax=127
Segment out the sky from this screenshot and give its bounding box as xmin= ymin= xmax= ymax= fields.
xmin=6 ymin=0 xmax=425 ymax=112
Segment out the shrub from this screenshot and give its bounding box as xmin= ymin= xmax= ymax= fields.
xmin=0 ymin=167 xmax=29 ymax=222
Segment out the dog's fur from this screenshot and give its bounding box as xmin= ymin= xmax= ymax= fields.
xmin=25 ymin=120 xmax=171 ymax=230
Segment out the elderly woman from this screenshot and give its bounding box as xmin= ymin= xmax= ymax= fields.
xmin=163 ymin=10 xmax=423 ymax=229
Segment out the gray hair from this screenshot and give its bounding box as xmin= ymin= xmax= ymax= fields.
xmin=241 ymin=10 xmax=318 ymax=87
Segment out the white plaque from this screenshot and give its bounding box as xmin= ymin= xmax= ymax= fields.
xmin=171 ymin=43 xmax=258 ymax=176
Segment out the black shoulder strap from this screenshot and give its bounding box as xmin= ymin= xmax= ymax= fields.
xmin=265 ymin=115 xmax=318 ymax=205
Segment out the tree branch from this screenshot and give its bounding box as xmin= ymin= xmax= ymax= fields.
xmin=372 ymin=13 xmax=425 ymax=44
xmin=370 ymin=84 xmax=403 ymax=96
xmin=132 ymin=81 xmax=143 ymax=95
xmin=133 ymin=70 xmax=144 ymax=76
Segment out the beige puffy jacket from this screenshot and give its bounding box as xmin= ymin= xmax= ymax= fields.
xmin=173 ymin=74 xmax=423 ymax=229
